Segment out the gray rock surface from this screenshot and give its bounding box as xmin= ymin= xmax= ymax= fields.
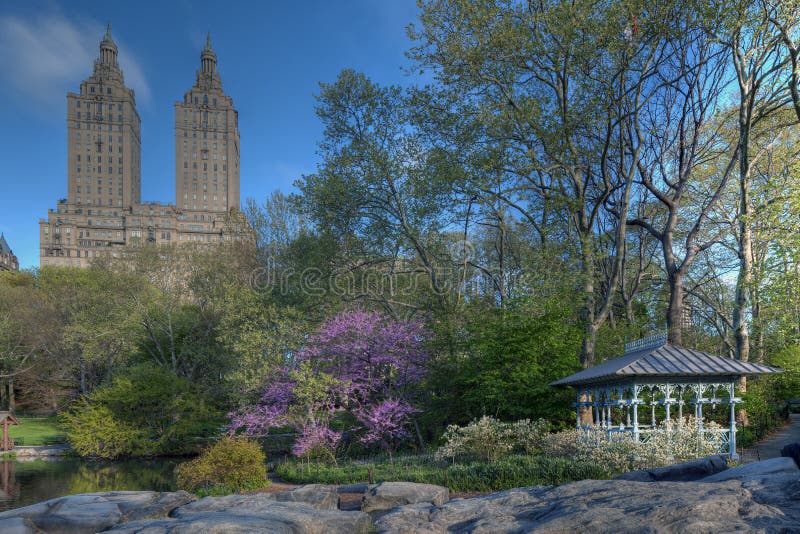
xmin=375 ymin=472 xmax=800 ymax=533
xmin=0 ymin=517 xmax=37 ymax=534
xmin=701 ymin=456 xmax=798 ymax=482
xmin=362 ymin=481 xmax=450 ymax=517
xmin=274 ymin=484 xmax=339 ymax=510
xmin=174 ymin=484 xmax=339 ymax=515
xmin=0 ymin=491 xmax=195 ymax=534
xmin=614 ymin=454 xmax=728 ymax=482
xmin=6 ymin=458 xmax=800 ymax=533
xmin=107 ymin=502 xmax=372 ymax=534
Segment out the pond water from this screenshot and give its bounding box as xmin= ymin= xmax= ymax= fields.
xmin=0 ymin=457 xmax=179 ymax=512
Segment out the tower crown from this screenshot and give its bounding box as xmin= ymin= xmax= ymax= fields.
xmin=99 ymin=24 xmax=119 ymax=64
xmin=201 ymin=32 xmax=217 ymax=74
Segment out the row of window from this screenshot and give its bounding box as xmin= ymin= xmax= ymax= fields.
xmin=76 ymin=166 xmax=124 ymax=174
xmin=183 ymin=194 xmax=226 ymax=201
xmin=75 ymin=177 xmax=123 ymax=185
xmin=76 ymin=122 xmax=123 ymax=132
xmin=88 ymin=86 xmax=114 ymax=95
xmin=76 ymin=155 xmax=123 ymax=164
xmin=76 ymin=133 xmax=126 ymax=144
xmin=186 ymin=94 xmax=218 ymax=107
xmin=182 ymin=130 xmax=227 ymax=140
xmin=77 ymin=101 xmax=122 ymax=111
xmin=77 ymin=112 xmax=123 ymax=122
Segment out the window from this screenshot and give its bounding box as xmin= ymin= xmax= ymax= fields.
xmin=90 ymin=86 xmax=95 ymax=93
xmin=203 ymin=95 xmax=208 ymax=105
xmin=77 ymin=101 xmax=81 ymax=108
xmin=107 ymin=88 xmax=112 ymax=94
xmin=118 ymin=104 xmax=122 ymax=111
xmin=77 ymin=112 xmax=81 ymax=119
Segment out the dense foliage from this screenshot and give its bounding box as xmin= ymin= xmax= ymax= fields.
xmin=229 ymin=310 xmax=429 ymax=459
xmin=60 ymin=364 xmax=221 ymax=458
xmin=276 ymin=453 xmax=610 ymax=493
xmin=175 ymin=437 xmax=267 ymax=495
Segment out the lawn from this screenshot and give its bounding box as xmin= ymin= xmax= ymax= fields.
xmin=7 ymin=416 xmax=67 ymax=446
xmin=275 ymin=453 xmax=611 ymax=493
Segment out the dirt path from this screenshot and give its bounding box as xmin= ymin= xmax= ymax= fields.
xmin=741 ymin=413 xmax=800 ymax=463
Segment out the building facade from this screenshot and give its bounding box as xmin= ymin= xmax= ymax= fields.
xmin=0 ymin=234 xmax=19 ymax=272
xmin=39 ymin=28 xmax=241 ymax=267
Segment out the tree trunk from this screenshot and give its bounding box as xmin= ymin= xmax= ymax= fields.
xmin=666 ymin=270 xmax=684 ymax=346
xmin=733 ymin=104 xmax=752 ymax=365
xmin=580 ymin=235 xmax=596 ymax=369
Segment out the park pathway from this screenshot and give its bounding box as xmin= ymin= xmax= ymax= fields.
xmin=741 ymin=413 xmax=800 ymax=463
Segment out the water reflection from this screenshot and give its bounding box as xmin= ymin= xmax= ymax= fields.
xmin=0 ymin=457 xmax=179 ymax=512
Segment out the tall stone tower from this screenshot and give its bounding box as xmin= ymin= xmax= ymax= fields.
xmin=66 ymin=25 xmax=142 ymax=209
xmin=175 ymin=34 xmax=240 ymax=213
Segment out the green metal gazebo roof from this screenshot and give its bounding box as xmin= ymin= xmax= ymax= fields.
xmin=551 ymin=340 xmax=782 ymax=388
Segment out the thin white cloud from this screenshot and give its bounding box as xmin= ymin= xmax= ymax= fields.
xmin=0 ymin=12 xmax=151 ymax=113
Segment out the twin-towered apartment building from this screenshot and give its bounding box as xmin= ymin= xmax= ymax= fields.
xmin=39 ymin=27 xmax=241 ymax=267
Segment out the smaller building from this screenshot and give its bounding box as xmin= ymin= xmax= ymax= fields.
xmin=0 ymin=234 xmax=18 ymax=271
xmin=551 ymin=334 xmax=782 ymax=459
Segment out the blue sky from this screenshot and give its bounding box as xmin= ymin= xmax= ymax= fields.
xmin=0 ymin=0 xmax=421 ymax=269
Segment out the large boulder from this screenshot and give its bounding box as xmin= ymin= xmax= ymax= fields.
xmin=174 ymin=485 xmax=339 ymax=515
xmin=614 ymin=455 xmax=728 ymax=482
xmin=275 ymin=484 xmax=339 ymax=510
xmin=108 ymin=501 xmax=372 ymax=534
xmin=781 ymin=442 xmax=800 ymax=467
xmin=701 ymin=457 xmax=798 ymax=483
xmin=361 ymin=482 xmax=449 ymax=517
xmin=0 ymin=491 xmax=195 ymax=534
xmin=375 ymin=478 xmax=800 ymax=533
xmin=0 ymin=518 xmax=37 ymax=534
xmin=0 ymin=494 xmax=122 ymax=534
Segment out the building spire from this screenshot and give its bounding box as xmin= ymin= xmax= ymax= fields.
xmin=98 ymin=23 xmax=119 ymax=67
xmin=200 ymin=32 xmax=217 ymax=76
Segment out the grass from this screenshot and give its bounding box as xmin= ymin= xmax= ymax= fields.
xmin=275 ymin=453 xmax=611 ymax=493
xmin=7 ymin=416 xmax=67 ymax=446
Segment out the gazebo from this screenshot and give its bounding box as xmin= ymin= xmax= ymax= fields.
xmin=0 ymin=412 xmax=19 ymax=452
xmin=550 ymin=334 xmax=782 ymax=459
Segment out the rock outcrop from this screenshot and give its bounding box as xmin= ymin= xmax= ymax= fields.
xmin=4 ymin=454 xmax=800 ymax=533
xmin=0 ymin=491 xmax=195 ymax=534
xmin=614 ymin=454 xmax=729 ymax=482
xmin=375 ymin=474 xmax=800 ymax=532
xmin=361 ymin=481 xmax=450 ymax=517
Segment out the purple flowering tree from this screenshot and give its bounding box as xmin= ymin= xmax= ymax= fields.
xmin=228 ymin=310 xmax=429 ymax=461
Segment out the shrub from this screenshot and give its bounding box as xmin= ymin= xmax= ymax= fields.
xmin=543 ymin=416 xmax=726 ymax=473
xmin=60 ymin=364 xmax=222 ymax=459
xmin=435 ymin=416 xmax=550 ymax=462
xmin=275 ymin=453 xmax=610 ymax=492
xmin=176 ymin=437 xmax=268 ymax=495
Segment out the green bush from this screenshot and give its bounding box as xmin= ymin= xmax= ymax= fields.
xmin=60 ymin=364 xmax=222 ymax=458
xmin=275 ymin=453 xmax=609 ymax=492
xmin=175 ymin=437 xmax=268 ymax=495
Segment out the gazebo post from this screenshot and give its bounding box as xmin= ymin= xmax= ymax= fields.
xmin=650 ymin=390 xmax=656 ymax=429
xmin=575 ymin=390 xmax=581 ymax=429
xmin=632 ymin=384 xmax=640 ymax=442
xmin=594 ymin=388 xmax=601 ymax=427
xmin=729 ymin=381 xmax=739 ymax=460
